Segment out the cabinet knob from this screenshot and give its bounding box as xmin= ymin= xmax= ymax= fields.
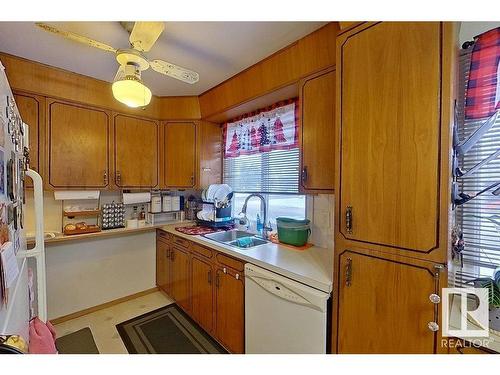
xmin=427 ymin=322 xmax=439 ymax=332
xmin=429 ymin=294 xmax=441 ymax=304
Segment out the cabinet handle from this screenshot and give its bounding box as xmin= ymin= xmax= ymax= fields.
xmin=103 ymin=170 xmax=108 ymax=185
xmin=116 ymin=170 xmax=122 ymax=185
xmin=301 ymin=166 xmax=308 ymax=183
xmin=427 ymin=322 xmax=439 ymax=332
xmin=190 ymin=174 xmax=195 ymax=186
xmin=208 ymin=270 xmax=212 ymax=284
xmin=345 ymin=257 xmax=352 ymax=287
xmin=429 ymin=294 xmax=441 ymax=304
xmin=216 ymin=273 xmax=220 ymax=288
xmin=235 ymin=273 xmax=240 ymax=280
xmin=345 ymin=206 xmax=353 ymax=234
xmin=170 ymin=250 xmax=175 ymax=261
xmin=166 ymin=248 xmax=171 ymax=259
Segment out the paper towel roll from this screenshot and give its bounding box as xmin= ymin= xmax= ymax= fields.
xmin=54 ymin=190 xmax=100 ymax=200
xmin=122 ymin=192 xmax=151 ymax=205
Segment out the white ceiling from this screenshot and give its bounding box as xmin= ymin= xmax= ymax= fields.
xmin=0 ymin=22 xmax=326 ymax=96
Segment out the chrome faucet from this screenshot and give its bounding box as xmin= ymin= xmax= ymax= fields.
xmin=240 ymin=194 xmax=272 ymax=238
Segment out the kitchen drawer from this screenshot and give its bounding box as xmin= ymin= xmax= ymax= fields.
xmin=157 ymin=229 xmax=172 ymax=242
xmin=173 ymin=235 xmax=192 ymax=249
xmin=191 ymin=243 xmax=213 ymax=259
xmin=216 ymin=253 xmax=244 ymax=272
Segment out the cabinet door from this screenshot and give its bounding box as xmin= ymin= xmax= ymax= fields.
xmin=197 ymin=121 xmax=222 ymax=189
xmin=215 ymin=268 xmax=244 ymax=353
xmin=114 ymin=114 xmax=158 ymax=188
xmin=14 ymin=92 xmax=44 ymax=187
xmin=47 ymin=100 xmax=109 ymax=188
xmin=156 ymin=239 xmax=171 ymax=295
xmin=163 ymin=122 xmax=196 ymax=188
xmin=300 ymin=68 xmax=335 ymax=192
xmin=191 ymin=256 xmax=214 ymax=332
xmin=171 ymin=246 xmax=191 ymax=312
xmin=338 ymin=22 xmax=441 ymax=252
xmin=337 ymin=250 xmax=438 ymax=353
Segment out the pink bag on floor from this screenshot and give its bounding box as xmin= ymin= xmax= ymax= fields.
xmin=29 ymin=317 xmax=57 ymax=354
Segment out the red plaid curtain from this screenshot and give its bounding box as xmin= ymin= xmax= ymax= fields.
xmin=465 ymin=27 xmax=500 ymax=120
xmin=223 ymin=98 xmax=299 ymax=159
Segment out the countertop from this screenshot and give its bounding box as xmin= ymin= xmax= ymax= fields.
xmin=27 ymin=221 xmax=184 ymax=246
xmin=158 ymin=223 xmax=334 ymax=293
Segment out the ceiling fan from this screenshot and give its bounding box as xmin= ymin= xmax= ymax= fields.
xmin=35 ymin=22 xmax=200 ymax=107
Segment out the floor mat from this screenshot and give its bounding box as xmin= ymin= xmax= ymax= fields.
xmin=56 ymin=327 xmax=99 ymax=354
xmin=116 ymin=304 xmax=227 ymax=354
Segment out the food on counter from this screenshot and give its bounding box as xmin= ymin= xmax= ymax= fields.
xmin=64 ymin=224 xmax=77 ymax=231
xmin=75 ymin=222 xmax=87 ymax=230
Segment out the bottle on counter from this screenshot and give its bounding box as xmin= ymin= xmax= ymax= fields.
xmin=138 ymin=205 xmax=146 ymax=227
xmin=162 ymin=193 xmax=172 ymax=212
xmin=131 ymin=206 xmax=138 ymax=220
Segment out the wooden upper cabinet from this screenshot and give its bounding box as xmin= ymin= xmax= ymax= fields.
xmin=113 ymin=114 xmax=158 ymax=188
xmin=337 ymin=250 xmax=438 ymax=354
xmin=162 ymin=122 xmax=196 ymax=188
xmin=337 ymin=22 xmax=441 ymax=252
xmin=197 ymin=121 xmax=222 ymax=189
xmin=299 ymin=67 xmax=335 ymax=193
xmin=46 ymin=100 xmax=109 ymax=189
xmin=215 ymin=267 xmax=244 ymax=353
xmin=191 ymin=256 xmax=214 ymax=333
xmin=14 ymin=92 xmax=44 ymax=186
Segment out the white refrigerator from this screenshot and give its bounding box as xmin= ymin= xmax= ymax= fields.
xmin=0 ymin=59 xmax=46 ymax=347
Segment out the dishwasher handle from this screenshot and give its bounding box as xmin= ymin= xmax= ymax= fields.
xmin=247 ymin=275 xmax=325 ymax=312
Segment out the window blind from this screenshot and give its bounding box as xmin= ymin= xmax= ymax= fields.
xmin=453 ymin=46 xmax=500 ymax=287
xmin=223 ymin=148 xmax=300 ymax=194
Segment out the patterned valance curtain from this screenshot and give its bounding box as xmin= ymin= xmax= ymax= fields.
xmin=465 ymin=27 xmax=500 ymax=120
xmin=223 ymin=98 xmax=298 ymax=158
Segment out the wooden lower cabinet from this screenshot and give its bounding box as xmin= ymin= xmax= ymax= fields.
xmin=171 ymin=246 xmax=191 ymax=312
xmin=336 ymin=249 xmax=441 ymax=354
xmin=215 ymin=267 xmax=245 ymax=354
xmin=191 ymin=256 xmax=214 ymax=333
xmin=156 ymin=231 xmax=245 ymax=353
xmin=156 ymin=239 xmax=171 ymax=294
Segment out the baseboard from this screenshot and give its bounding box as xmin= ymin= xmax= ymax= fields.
xmin=50 ymin=287 xmax=160 ymax=325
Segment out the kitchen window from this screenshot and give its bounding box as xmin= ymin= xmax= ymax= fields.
xmin=222 ymin=99 xmax=306 ymax=224
xmin=453 ymin=29 xmax=500 ymax=286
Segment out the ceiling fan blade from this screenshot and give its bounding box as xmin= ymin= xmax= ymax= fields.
xmin=129 ymin=22 xmax=165 ymax=52
xmin=35 ymin=23 xmax=117 ymax=53
xmin=149 ymin=59 xmax=199 ymax=84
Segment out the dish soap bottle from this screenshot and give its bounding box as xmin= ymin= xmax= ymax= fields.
xmin=256 ymin=214 xmax=263 ymax=234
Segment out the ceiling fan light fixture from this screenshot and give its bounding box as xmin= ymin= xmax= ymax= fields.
xmin=112 ymin=69 xmax=152 ymax=108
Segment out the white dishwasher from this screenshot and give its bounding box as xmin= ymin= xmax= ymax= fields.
xmin=244 ymin=263 xmax=329 ymax=354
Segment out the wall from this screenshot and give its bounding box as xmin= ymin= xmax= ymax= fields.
xmin=307 ymin=194 xmax=334 ymax=249
xmin=45 ymin=232 xmax=156 ymax=319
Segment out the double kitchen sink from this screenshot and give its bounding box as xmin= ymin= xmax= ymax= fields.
xmin=203 ymin=230 xmax=269 ymax=249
